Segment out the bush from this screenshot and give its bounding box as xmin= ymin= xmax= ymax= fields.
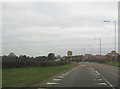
xmin=2 ymin=58 xmax=70 ymax=68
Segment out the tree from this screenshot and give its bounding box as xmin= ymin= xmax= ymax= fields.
xmin=19 ymin=55 xmax=23 ymax=60
xmin=47 ymin=53 xmax=55 ymax=60
xmin=8 ymin=52 xmax=16 ymax=57
xmin=2 ymin=55 xmax=8 ymax=60
xmin=117 ymin=54 xmax=120 ymax=62
xmin=22 ymin=55 xmax=27 ymax=60
xmin=56 ymin=55 xmax=61 ymax=60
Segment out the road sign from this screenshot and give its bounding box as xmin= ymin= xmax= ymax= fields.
xmin=67 ymin=51 xmax=72 ymax=56
xmin=111 ymin=50 xmax=117 ymax=56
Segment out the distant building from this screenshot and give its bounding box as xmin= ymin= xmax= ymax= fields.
xmin=105 ymin=53 xmax=119 ymax=62
xmin=82 ymin=54 xmax=93 ymax=60
xmin=95 ymin=55 xmax=106 ymax=60
xmin=8 ymin=52 xmax=16 ymax=57
xmin=71 ymin=55 xmax=83 ymax=62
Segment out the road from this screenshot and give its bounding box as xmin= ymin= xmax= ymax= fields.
xmin=36 ymin=62 xmax=119 ymax=89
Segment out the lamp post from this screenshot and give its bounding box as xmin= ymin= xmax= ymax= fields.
xmin=104 ymin=20 xmax=117 ymax=62
xmin=114 ymin=21 xmax=116 ymax=52
xmin=88 ymin=45 xmax=92 ymax=54
xmin=94 ymin=38 xmax=101 ymax=55
xmin=103 ymin=20 xmax=116 ymax=52
xmin=83 ymin=48 xmax=86 ymax=55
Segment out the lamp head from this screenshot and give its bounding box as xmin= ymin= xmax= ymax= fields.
xmin=104 ymin=21 xmax=110 ymax=22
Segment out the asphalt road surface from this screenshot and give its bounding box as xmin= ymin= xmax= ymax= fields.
xmin=37 ymin=62 xmax=119 ymax=88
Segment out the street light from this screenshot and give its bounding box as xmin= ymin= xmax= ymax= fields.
xmin=103 ymin=20 xmax=117 ymax=52
xmin=103 ymin=21 xmax=110 ymax=22
xmin=94 ymin=38 xmax=101 ymax=55
xmin=83 ymin=48 xmax=86 ymax=55
xmin=88 ymin=44 xmax=92 ymax=54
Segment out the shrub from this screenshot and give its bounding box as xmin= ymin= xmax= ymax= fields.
xmin=2 ymin=58 xmax=70 ymax=68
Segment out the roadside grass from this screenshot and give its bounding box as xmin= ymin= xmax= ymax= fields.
xmin=2 ymin=62 xmax=77 ymax=87
xmin=0 ymin=69 xmax=2 ymax=87
xmin=105 ymin=62 xmax=120 ymax=67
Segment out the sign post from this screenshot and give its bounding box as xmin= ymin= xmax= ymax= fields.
xmin=111 ymin=50 xmax=117 ymax=62
xmin=67 ymin=51 xmax=72 ymax=61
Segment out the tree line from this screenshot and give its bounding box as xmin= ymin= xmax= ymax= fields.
xmin=2 ymin=53 xmax=70 ymax=68
xmin=3 ymin=53 xmax=60 ymax=60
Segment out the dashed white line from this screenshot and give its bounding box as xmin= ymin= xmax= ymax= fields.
xmin=53 ymin=79 xmax=61 ymax=81
xmin=65 ymin=73 xmax=68 ymax=75
xmin=98 ymin=78 xmax=103 ymax=81
xmin=46 ymin=82 xmax=59 ymax=85
xmin=58 ymin=75 xmax=64 ymax=78
xmin=98 ymin=83 xmax=107 ymax=86
xmin=93 ymin=67 xmax=115 ymax=89
xmin=62 ymin=74 xmax=66 ymax=76
xmin=92 ymin=67 xmax=95 ymax=70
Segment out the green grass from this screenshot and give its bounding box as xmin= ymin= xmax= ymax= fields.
xmin=2 ymin=62 xmax=77 ymax=87
xmin=105 ymin=62 xmax=120 ymax=67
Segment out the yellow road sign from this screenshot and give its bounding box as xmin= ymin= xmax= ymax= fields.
xmin=67 ymin=51 xmax=72 ymax=56
xmin=111 ymin=50 xmax=117 ymax=56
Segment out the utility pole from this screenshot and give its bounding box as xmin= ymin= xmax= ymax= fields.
xmin=94 ymin=38 xmax=101 ymax=55
xmin=104 ymin=20 xmax=117 ymax=52
xmin=88 ymin=45 xmax=92 ymax=54
xmin=114 ymin=21 xmax=116 ymax=52
xmin=104 ymin=20 xmax=117 ymax=62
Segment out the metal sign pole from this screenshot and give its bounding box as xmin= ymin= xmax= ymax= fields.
xmin=111 ymin=56 xmax=112 ymax=63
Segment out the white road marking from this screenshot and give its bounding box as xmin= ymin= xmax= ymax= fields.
xmin=53 ymin=79 xmax=61 ymax=81
xmin=95 ymin=71 xmax=100 ymax=76
xmin=93 ymin=68 xmax=115 ymax=89
xmin=58 ymin=76 xmax=64 ymax=78
xmin=98 ymin=79 xmax=103 ymax=81
xmin=93 ymin=72 xmax=99 ymax=76
xmin=62 ymin=74 xmax=66 ymax=76
xmin=65 ymin=73 xmax=68 ymax=75
xmin=92 ymin=67 xmax=95 ymax=70
xmin=92 ymin=78 xmax=103 ymax=81
xmin=102 ymin=78 xmax=114 ymax=88
xmin=46 ymin=82 xmax=59 ymax=85
xmin=98 ymin=83 xmax=107 ymax=86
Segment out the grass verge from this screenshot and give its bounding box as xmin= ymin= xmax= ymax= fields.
xmin=105 ymin=62 xmax=120 ymax=67
xmin=2 ymin=62 xmax=77 ymax=87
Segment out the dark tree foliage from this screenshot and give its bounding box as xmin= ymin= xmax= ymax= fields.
xmin=47 ymin=53 xmax=56 ymax=60
xmin=35 ymin=56 xmax=47 ymax=61
xmin=117 ymin=54 xmax=120 ymax=62
xmin=2 ymin=54 xmax=69 ymax=68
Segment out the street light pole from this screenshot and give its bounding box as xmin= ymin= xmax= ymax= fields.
xmin=104 ymin=20 xmax=117 ymax=62
xmin=114 ymin=21 xmax=116 ymax=52
xmin=88 ymin=45 xmax=92 ymax=54
xmin=83 ymin=48 xmax=86 ymax=55
xmin=103 ymin=20 xmax=116 ymax=51
xmin=100 ymin=38 xmax=101 ymax=55
xmin=95 ymin=38 xmax=101 ymax=55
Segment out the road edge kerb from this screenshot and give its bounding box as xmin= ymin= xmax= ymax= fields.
xmin=93 ymin=62 xmax=119 ymax=70
xmin=102 ymin=63 xmax=120 ymax=70
xmin=29 ymin=62 xmax=78 ymax=87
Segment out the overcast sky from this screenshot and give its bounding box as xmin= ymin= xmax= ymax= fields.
xmin=2 ymin=1 xmax=118 ymax=57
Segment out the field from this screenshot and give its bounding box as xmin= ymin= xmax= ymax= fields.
xmin=2 ymin=62 xmax=77 ymax=87
xmin=105 ymin=62 xmax=120 ymax=67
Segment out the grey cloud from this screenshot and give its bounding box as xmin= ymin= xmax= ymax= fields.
xmin=2 ymin=2 xmax=118 ymax=56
